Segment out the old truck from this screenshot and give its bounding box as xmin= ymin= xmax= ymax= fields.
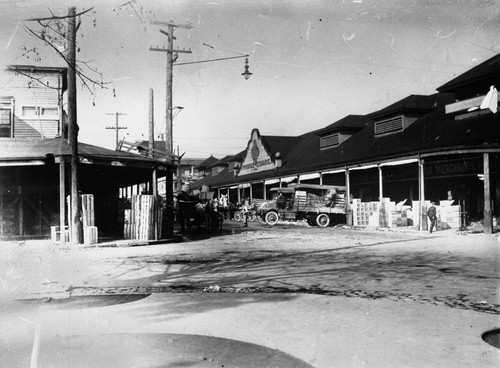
xmin=257 ymin=183 xmax=347 ymax=227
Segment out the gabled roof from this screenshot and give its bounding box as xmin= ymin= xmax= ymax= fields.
xmin=437 ymin=53 xmax=500 ymax=93
xmin=314 ymin=115 xmax=370 ymax=136
xmin=367 ymin=94 xmax=437 ymax=120
xmin=196 ymin=155 xmax=219 ymax=169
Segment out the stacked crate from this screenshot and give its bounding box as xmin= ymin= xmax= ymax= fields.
xmin=438 ymin=202 xmax=460 ymax=229
xmin=81 ymin=194 xmax=98 ymax=244
xmin=352 ymin=199 xmax=380 ymax=226
xmin=124 ymin=195 xmax=159 ymax=240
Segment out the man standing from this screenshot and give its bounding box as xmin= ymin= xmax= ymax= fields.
xmin=427 ymin=202 xmax=437 ymax=234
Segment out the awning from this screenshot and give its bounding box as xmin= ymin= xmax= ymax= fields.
xmin=299 ymin=173 xmax=320 ymax=181
xmin=280 ymin=176 xmax=297 ymax=183
xmin=348 ymin=163 xmax=378 ymax=171
xmin=379 ymin=158 xmax=418 ymax=167
xmin=321 ymin=168 xmax=345 ymax=175
xmin=264 ymin=179 xmax=280 ymax=185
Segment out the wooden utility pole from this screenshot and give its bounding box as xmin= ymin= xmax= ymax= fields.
xmin=106 ymin=112 xmax=127 ymax=150
xmin=483 ymin=153 xmax=493 ymax=234
xmin=150 ymin=21 xmax=192 ymax=237
xmin=67 ymin=7 xmax=82 ymax=244
xmin=150 ymin=21 xmax=192 ymax=154
xmin=148 ymin=88 xmax=154 ymax=157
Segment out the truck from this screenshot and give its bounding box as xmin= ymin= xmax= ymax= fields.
xmin=257 ymin=183 xmax=347 ymax=227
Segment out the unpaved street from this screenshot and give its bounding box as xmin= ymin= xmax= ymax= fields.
xmin=1 ymin=223 xmax=499 ymax=368
xmin=2 ymin=222 xmax=499 ymax=314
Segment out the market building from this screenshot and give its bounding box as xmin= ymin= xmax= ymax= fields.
xmin=0 ymin=65 xmax=175 ymax=242
xmin=192 ymin=53 xmax=500 ymax=233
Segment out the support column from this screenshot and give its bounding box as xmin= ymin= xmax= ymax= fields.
xmin=152 ymin=169 xmax=158 ymax=196
xmin=249 ymin=184 xmax=253 ymax=200
xmin=263 ymin=182 xmax=266 ymax=200
xmin=237 ymin=186 xmax=241 ymax=204
xmin=378 ymin=165 xmax=386 ymax=227
xmin=18 ymin=185 xmax=23 ymax=236
xmin=345 ymin=169 xmax=352 ymax=226
xmin=319 ymin=173 xmax=323 ymax=185
xmin=418 ymin=158 xmax=427 ymax=231
xmin=484 ymin=153 xmax=493 ymax=234
xmin=59 ymin=159 xmax=66 ymax=244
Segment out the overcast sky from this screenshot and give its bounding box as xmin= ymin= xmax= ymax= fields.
xmin=1 ymin=0 xmax=499 ymax=158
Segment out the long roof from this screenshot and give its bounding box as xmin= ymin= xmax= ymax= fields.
xmin=192 ymin=91 xmax=500 ymax=189
xmin=437 ymin=53 xmax=500 ymax=93
xmin=0 ymin=138 xmax=173 ymax=169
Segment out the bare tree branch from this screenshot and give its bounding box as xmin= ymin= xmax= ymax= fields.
xmin=25 ymin=7 xmax=93 ymax=22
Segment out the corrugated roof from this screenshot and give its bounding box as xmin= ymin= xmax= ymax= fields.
xmin=314 ymin=115 xmax=370 ymax=135
xmin=437 ymin=53 xmax=500 ymax=93
xmin=192 ymin=90 xmax=500 ymax=189
xmin=0 ymin=138 xmax=173 ymax=167
xmin=366 ymin=94 xmax=437 ymax=120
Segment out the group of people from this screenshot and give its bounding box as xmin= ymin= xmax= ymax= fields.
xmin=175 ymin=185 xmax=230 ymax=233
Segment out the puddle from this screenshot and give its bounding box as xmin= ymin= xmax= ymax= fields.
xmin=482 ymin=328 xmax=500 ymax=349
xmin=17 ymin=294 xmax=150 ymax=310
xmin=1 ymin=333 xmax=315 ymax=368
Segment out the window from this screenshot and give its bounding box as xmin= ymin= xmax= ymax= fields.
xmin=374 ymin=116 xmax=403 ymax=136
xmin=0 ymin=108 xmax=12 ymax=137
xmin=22 ymin=106 xmax=59 ymax=119
xmin=320 ymin=133 xmax=340 ymax=149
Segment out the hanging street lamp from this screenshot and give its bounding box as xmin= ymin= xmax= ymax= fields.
xmin=242 ymin=57 xmax=252 ymax=80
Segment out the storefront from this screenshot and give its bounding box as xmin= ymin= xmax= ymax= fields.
xmin=192 ymin=54 xmax=500 ymax=232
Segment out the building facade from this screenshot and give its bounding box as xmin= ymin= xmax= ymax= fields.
xmin=192 ymin=54 xmax=500 ymax=232
xmin=0 ymin=65 xmax=174 ymax=240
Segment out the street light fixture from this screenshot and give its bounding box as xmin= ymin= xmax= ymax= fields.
xmin=242 ymin=57 xmax=252 ymax=80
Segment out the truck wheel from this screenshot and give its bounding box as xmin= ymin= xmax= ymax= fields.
xmin=234 ymin=211 xmax=243 ymax=222
xmin=316 ymin=213 xmax=330 ymax=227
xmin=265 ymin=211 xmax=279 ymax=226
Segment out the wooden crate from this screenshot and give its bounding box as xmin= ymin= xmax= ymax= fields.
xmin=83 ymin=226 xmax=98 ymax=245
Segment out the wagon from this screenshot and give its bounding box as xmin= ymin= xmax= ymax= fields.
xmin=257 ymin=183 xmax=347 ymax=227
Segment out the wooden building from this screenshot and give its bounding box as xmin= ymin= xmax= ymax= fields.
xmin=192 ymin=54 xmax=500 ymax=233
xmin=0 ymin=65 xmax=175 ymax=241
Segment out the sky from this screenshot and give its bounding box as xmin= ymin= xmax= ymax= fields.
xmin=1 ymin=0 xmax=499 ymax=158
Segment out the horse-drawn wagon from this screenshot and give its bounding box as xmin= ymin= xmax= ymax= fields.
xmin=257 ymin=183 xmax=347 ymax=227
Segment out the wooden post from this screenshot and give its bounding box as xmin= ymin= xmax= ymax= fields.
xmin=18 ymin=185 xmax=23 ymax=236
xmin=67 ymin=7 xmax=82 ymax=244
xmin=59 ymin=158 xmax=66 ymax=244
xmin=418 ymin=158 xmax=427 ymax=231
xmin=149 ymin=88 xmax=154 ymax=157
xmin=484 ymin=153 xmax=493 ymax=234
xmin=345 ymin=169 xmax=352 ymax=226
xmin=152 ymin=169 xmax=158 ymax=197
xmin=378 ymin=165 xmax=385 ymax=227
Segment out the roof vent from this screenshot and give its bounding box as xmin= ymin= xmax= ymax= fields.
xmin=375 ymin=116 xmax=403 ymax=136
xmin=320 ymin=133 xmax=340 ymax=149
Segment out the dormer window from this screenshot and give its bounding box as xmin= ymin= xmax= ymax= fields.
xmin=375 ymin=116 xmax=403 ymax=136
xmin=320 ymin=133 xmax=340 ymax=149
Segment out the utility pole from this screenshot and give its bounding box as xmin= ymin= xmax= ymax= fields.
xmin=67 ymin=7 xmax=82 ymax=245
xmin=150 ymin=21 xmax=192 ymax=238
xmin=150 ymin=21 xmax=192 ymax=154
xmin=148 ymin=88 xmax=154 ymax=158
xmin=105 ymin=112 xmax=127 ymax=150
